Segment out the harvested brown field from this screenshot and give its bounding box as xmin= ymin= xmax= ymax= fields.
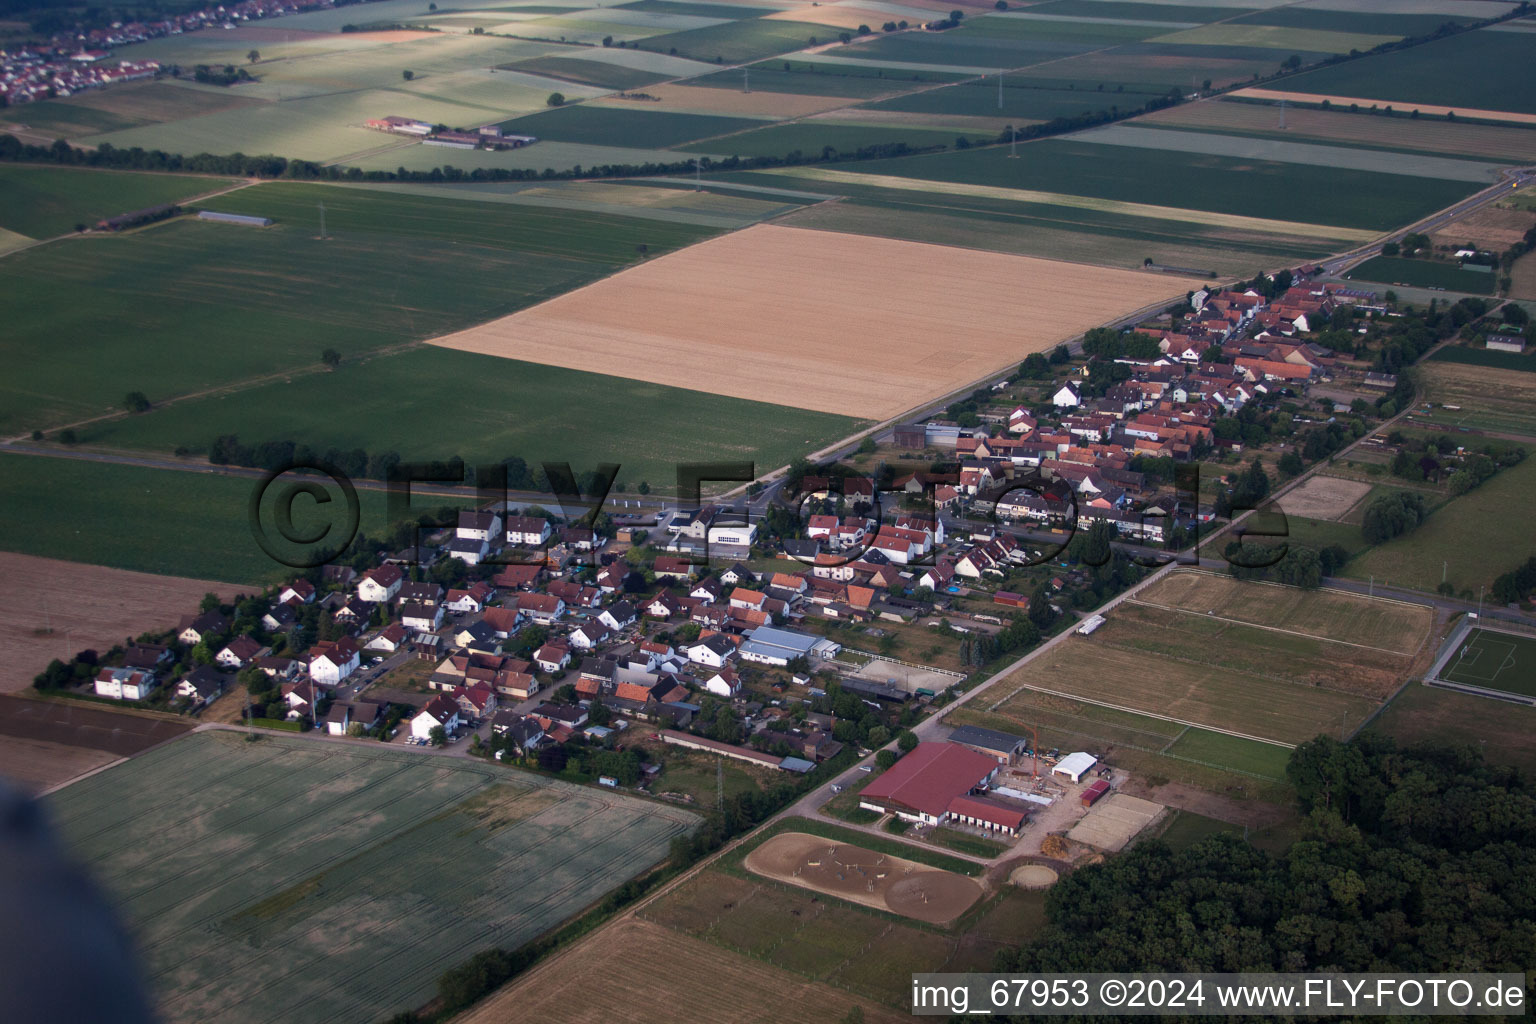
xmin=0 ymin=735 xmax=118 ymax=793
xmin=0 ymin=552 xmax=242 ymax=693
xmin=1139 ymin=99 xmax=1536 ymax=163
xmin=744 ymin=831 xmax=983 ymax=924
xmin=1273 ymin=474 xmax=1373 ymax=521
xmin=1230 ymin=88 xmax=1536 ymax=126
xmin=595 ymin=83 xmax=852 ymax=118
xmin=1510 ymin=249 xmax=1536 ymax=301
xmin=0 ymin=694 xmax=190 ymax=793
xmin=766 ymin=4 xmax=906 ymax=30
xmin=1422 ymin=359 xmax=1536 ymax=437
xmin=458 ymin=916 xmax=908 ymax=1024
xmin=427 ymin=224 xmax=1201 ymax=418
xmin=1432 ymin=205 xmax=1536 ymax=251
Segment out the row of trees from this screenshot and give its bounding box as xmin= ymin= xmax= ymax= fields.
xmin=1003 ymin=735 xmax=1536 ymax=974
xmin=1491 ymin=554 xmax=1536 ymax=606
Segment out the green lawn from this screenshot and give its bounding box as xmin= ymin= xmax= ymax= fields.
xmin=1343 ymin=452 xmax=1536 ymax=594
xmin=1438 ymin=628 xmax=1536 ymax=699
xmin=926 ymin=827 xmax=1010 ymax=859
xmin=0 ymin=165 xmax=235 ymax=239
xmin=0 ymin=180 xmax=718 ymax=433
xmin=1278 ymin=27 xmax=1536 ymax=115
xmin=825 ymin=138 xmax=1483 ymax=231
xmin=1166 ymin=728 xmax=1295 ymax=780
xmin=0 ymin=451 xmax=472 ymax=583
xmin=1430 ymin=345 xmax=1536 ymax=373
xmin=500 ymin=103 xmax=766 ymax=147
xmin=1347 ymin=255 xmax=1496 ymax=295
xmin=638 ymin=19 xmax=833 ymax=63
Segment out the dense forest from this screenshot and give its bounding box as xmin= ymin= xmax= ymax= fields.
xmin=1002 ymin=736 xmax=1535 ymax=984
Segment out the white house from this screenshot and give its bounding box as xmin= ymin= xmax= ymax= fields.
xmin=93 ymin=667 xmax=157 ymax=701
xmin=701 ymin=668 xmax=741 ymax=698
xmin=357 ymin=564 xmax=403 ymax=603
xmin=215 ymin=636 xmax=263 ymax=670
xmin=456 ymin=509 xmax=502 ymax=544
xmin=568 ymin=623 xmax=611 ymax=651
xmin=400 ymin=601 xmax=445 ymax=633
xmin=706 ymin=522 xmax=758 ymax=547
xmin=411 ymin=695 xmax=461 ymax=741
xmin=1052 ymin=383 xmax=1080 ymax=408
xmin=597 ymin=601 xmax=637 ymax=632
xmin=366 ymin=622 xmax=408 ymax=653
xmin=685 ymin=634 xmax=737 ymax=669
xmin=533 ymin=641 xmax=572 ymax=675
xmin=309 ymin=637 xmax=361 ymax=686
xmin=505 ymin=515 xmax=552 ymax=547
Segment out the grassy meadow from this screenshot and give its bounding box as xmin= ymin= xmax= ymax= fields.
xmin=0 ymin=165 xmax=235 ymax=240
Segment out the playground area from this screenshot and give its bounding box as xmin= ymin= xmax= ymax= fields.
xmin=744 ymin=831 xmax=983 ymax=926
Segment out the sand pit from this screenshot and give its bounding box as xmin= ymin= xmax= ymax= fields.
xmin=1273 ymin=474 xmax=1372 ymax=521
xmin=1230 ymin=89 xmax=1536 ymax=127
xmin=427 ymin=225 xmax=1201 ymax=418
xmin=1067 ymin=794 xmax=1163 ymax=853
xmin=745 ymin=830 xmax=983 ymax=924
xmin=1009 ymin=863 xmax=1058 ymax=889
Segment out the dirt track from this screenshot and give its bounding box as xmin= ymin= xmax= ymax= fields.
xmin=744 ymin=830 xmax=983 ymax=925
xmin=426 ymin=224 xmax=1197 ymax=418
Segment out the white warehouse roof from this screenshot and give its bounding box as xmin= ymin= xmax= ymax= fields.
xmin=1052 ymin=751 xmax=1098 ymax=783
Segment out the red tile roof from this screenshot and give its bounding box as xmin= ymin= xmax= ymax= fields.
xmin=859 ymin=742 xmax=998 ymax=818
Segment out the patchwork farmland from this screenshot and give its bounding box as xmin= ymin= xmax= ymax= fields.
xmin=426 ymin=223 xmax=1205 ymax=419
xmin=48 ymin=731 xmax=696 ymax=1024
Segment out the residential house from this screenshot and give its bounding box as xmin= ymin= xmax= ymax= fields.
xmin=309 ymin=637 xmax=361 ymax=686
xmin=175 ymin=665 xmax=226 ymax=705
xmin=505 ymin=515 xmax=552 ymax=548
xmin=215 ymin=636 xmax=263 ymax=670
xmin=357 ymin=564 xmax=404 ymax=603
xmin=598 ymin=600 xmax=637 ymax=632
xmin=457 ymin=509 xmax=502 ymax=544
xmin=411 ymin=695 xmax=461 ymax=741
xmin=366 ymin=622 xmax=408 ymax=653
xmin=400 ymin=601 xmax=445 ymax=634
xmin=533 ymin=641 xmax=572 ymax=675
xmin=444 ymin=582 xmax=494 ymax=614
xmin=177 ymin=610 xmax=228 ymax=646
xmin=515 ymin=593 xmax=566 ymax=624
xmin=685 ymin=634 xmax=738 ymax=669
xmin=94 ymin=667 xmax=157 ymax=701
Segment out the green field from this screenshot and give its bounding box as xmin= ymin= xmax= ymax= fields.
xmin=865 ymin=79 xmax=1160 ymax=121
xmin=638 ymin=19 xmax=833 ymax=63
xmin=0 ymin=180 xmax=717 ymax=433
xmin=0 ymin=451 xmax=473 ymax=583
xmin=1278 ymin=27 xmax=1536 ymax=115
xmin=49 ymin=732 xmax=696 ymax=1024
xmin=1343 ymin=451 xmax=1536 ymax=594
xmin=1347 ymin=255 xmax=1497 ymax=294
xmin=500 ymin=102 xmax=765 ymax=147
xmin=1437 ymin=627 xmax=1536 ymax=698
xmin=0 ymin=166 xmax=234 ymax=240
xmin=1369 ymin=682 xmax=1536 ymax=775
xmin=1165 ymin=727 xmax=1294 ymax=780
xmin=684 ymin=120 xmax=987 ymax=157
xmin=1016 ymin=2 xmax=1244 ymax=24
xmin=834 ymin=31 xmax=1100 ymax=71
xmin=1229 ymin=6 xmax=1485 ymax=36
xmin=1430 ymin=345 xmax=1536 ymax=373
xmin=503 ymin=54 xmax=675 ymax=90
xmin=76 ymin=345 xmax=863 ymax=496
xmin=688 ymin=60 xmax=961 ymax=97
xmin=823 ymin=139 xmax=1483 ymax=231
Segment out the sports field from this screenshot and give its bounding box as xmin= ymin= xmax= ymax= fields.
xmin=1435 ymin=627 xmax=1536 ymax=699
xmin=1140 ymin=570 xmax=1433 ymax=654
xmin=1346 ymin=255 xmax=1497 ymax=295
xmin=426 ymin=223 xmax=1202 ymax=419
xmin=49 ymin=731 xmax=697 ymax=1024
xmin=0 ymin=166 xmax=237 ymax=240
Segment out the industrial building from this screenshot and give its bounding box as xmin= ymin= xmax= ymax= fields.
xmin=859 ymin=742 xmax=1029 ymax=836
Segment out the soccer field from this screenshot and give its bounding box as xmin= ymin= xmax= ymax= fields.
xmin=1437 ymin=627 xmax=1536 ymax=699
xmin=48 ymin=731 xmax=696 ymax=1024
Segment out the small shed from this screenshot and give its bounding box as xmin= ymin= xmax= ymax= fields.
xmin=1052 ymin=751 xmax=1098 ymax=783
xmin=1081 ymin=778 xmax=1111 ymax=807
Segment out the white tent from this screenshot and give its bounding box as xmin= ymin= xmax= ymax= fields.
xmin=1052 ymin=751 xmax=1098 ymax=783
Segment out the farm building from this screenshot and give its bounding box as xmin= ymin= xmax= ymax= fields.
xmin=1486 ymin=334 xmax=1526 ymax=354
xmin=994 ymin=591 xmax=1028 ymax=609
xmin=859 ymin=742 xmax=1027 ymax=835
xmin=366 ymin=115 xmax=432 ymax=136
xmin=737 ymin=625 xmax=839 ymax=666
xmin=947 ymin=724 xmax=1029 ymax=765
xmin=1081 ymin=778 xmax=1111 ymax=806
xmin=1077 ymin=614 xmax=1105 ymax=636
xmin=197 ymin=210 xmax=273 ymax=227
xmin=1052 ymin=751 xmax=1098 ymax=783
xmin=840 ymin=677 xmax=909 ymax=704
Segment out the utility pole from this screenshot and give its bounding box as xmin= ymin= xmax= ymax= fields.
xmin=743 ymin=66 xmax=749 ymax=93
xmin=1478 ymin=586 xmax=1485 ymax=618
xmin=317 ymin=201 xmax=327 ymax=240
xmin=997 ymin=70 xmax=1003 ymax=110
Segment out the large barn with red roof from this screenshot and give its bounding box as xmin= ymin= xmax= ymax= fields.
xmin=858 ymin=742 xmax=1029 ymax=837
